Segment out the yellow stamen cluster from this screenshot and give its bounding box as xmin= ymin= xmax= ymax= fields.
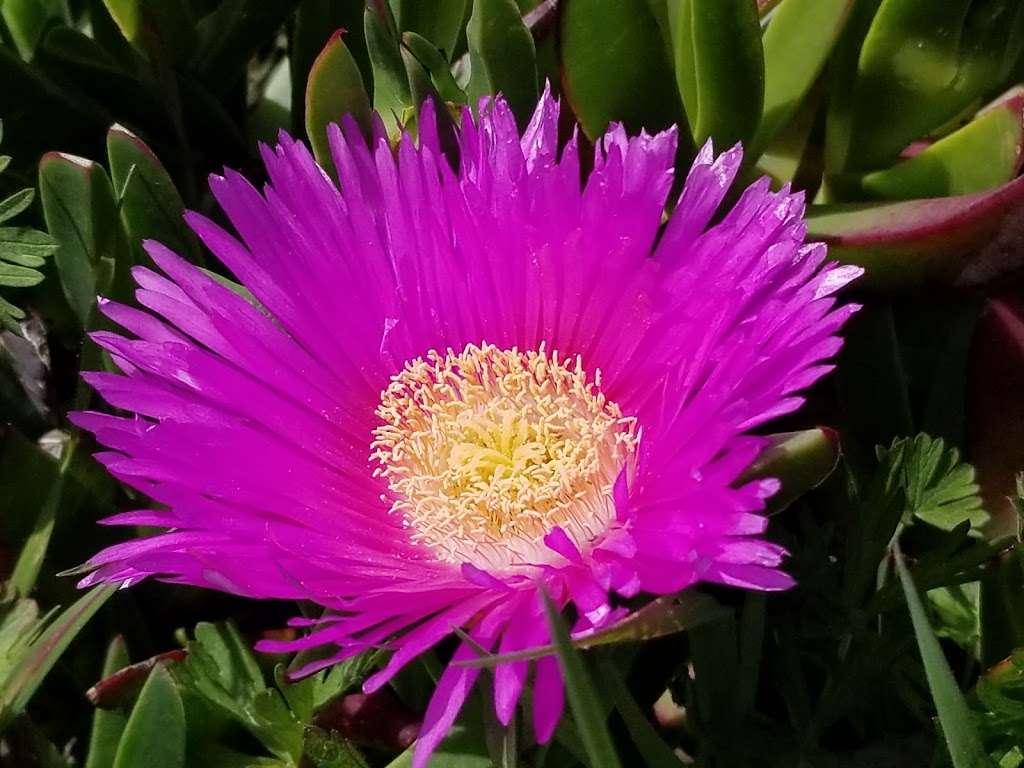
xmin=371 ymin=343 xmax=639 ymax=569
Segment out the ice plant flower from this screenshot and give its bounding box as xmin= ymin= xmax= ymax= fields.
xmin=72 ymin=88 xmax=860 ymax=765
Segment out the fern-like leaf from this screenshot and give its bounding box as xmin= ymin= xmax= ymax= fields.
xmin=0 ymin=120 xmax=58 ymax=334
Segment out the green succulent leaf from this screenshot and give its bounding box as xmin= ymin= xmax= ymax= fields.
xmin=402 ymin=31 xmax=468 ymax=105
xmin=670 ymin=0 xmax=764 ymax=147
xmin=845 ymin=0 xmax=1023 ymax=170
xmin=8 ymin=435 xmax=73 ymax=598
xmin=857 ymin=89 xmax=1024 ymax=200
xmin=365 ymin=3 xmax=414 ymax=138
xmin=85 ymin=636 xmax=131 ymax=768
xmin=107 ymin=124 xmax=201 ymax=266
xmin=0 ymin=0 xmax=66 ymax=60
xmin=304 ymin=30 xmax=373 ymax=174
xmin=291 ymin=0 xmax=372 ymax=131
xmin=756 ymin=0 xmax=855 ymax=151
xmin=383 ymin=726 xmax=493 ymax=768
xmin=466 ymin=0 xmax=538 ymax=128
xmin=560 ymin=0 xmax=686 ymax=141
xmin=102 ymin=0 xmax=198 ymax=63
xmin=740 ymin=428 xmax=842 ymax=513
xmin=396 ymin=0 xmax=469 ymax=60
xmin=981 ymin=546 xmax=1024 ymax=670
xmin=113 ymin=663 xmax=186 ymax=768
xmin=38 ymin=152 xmax=124 ymax=327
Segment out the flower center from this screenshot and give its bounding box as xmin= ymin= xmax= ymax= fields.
xmin=371 ymin=342 xmax=639 ymax=569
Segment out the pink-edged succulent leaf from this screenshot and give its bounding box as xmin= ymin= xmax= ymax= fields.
xmin=806 ymin=175 xmax=1024 ymax=290
xmin=305 ymin=29 xmax=372 ymax=173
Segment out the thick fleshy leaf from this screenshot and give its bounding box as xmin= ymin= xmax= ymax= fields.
xmin=291 ymin=0 xmax=371 ymax=131
xmin=560 ymin=0 xmax=685 ymax=140
xmin=39 ymin=153 xmax=122 ymax=326
xmin=755 ymin=83 xmax=821 ymax=186
xmin=466 ymin=0 xmax=538 ymax=127
xmin=402 ymin=32 xmax=468 ymax=105
xmin=805 ymin=175 xmax=1024 ymax=289
xmin=844 ymin=0 xmax=1023 ymax=170
xmin=364 ymin=3 xmax=413 ymax=137
xmin=85 ymin=636 xmax=131 ymax=768
xmin=400 ymin=40 xmax=460 ymax=163
xmin=305 ymin=30 xmax=373 ymax=171
xmin=396 ymin=0 xmax=468 ymax=59
xmin=106 ymin=125 xmax=202 ymax=265
xmin=113 ymin=663 xmax=186 ymax=768
xmin=857 ymin=88 xmax=1024 ymax=200
xmin=0 ymin=0 xmax=65 ymax=60
xmin=670 ymin=0 xmax=764 ymax=147
xmin=894 ymin=544 xmax=988 ymax=768
xmin=542 ymin=591 xmax=622 ymax=768
xmin=740 ymin=428 xmax=841 ymax=513
xmin=102 ymin=0 xmax=198 ymax=63
xmin=755 ymin=0 xmax=855 ymax=151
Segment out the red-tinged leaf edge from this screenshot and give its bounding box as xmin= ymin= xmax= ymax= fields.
xmin=806 ymin=174 xmax=1024 ymax=290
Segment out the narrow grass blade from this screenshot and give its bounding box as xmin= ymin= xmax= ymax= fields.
xmin=894 ymin=543 xmax=989 ymax=768
xmin=597 ymin=660 xmax=679 ymax=768
xmin=541 ymin=591 xmax=622 ymax=768
xmin=0 ymin=583 xmax=118 ymax=724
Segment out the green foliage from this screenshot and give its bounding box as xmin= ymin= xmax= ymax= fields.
xmin=466 ymin=0 xmax=538 ymax=127
xmin=0 ymin=585 xmax=117 ymax=730
xmin=560 ymin=0 xmax=685 ymax=141
xmin=0 ymin=1 xmax=1022 ymax=766
xmin=877 ymin=434 xmax=988 ymax=533
xmin=895 ymin=544 xmax=989 ymax=768
xmin=671 ymin=0 xmax=764 ymax=148
xmin=0 ymin=122 xmax=58 ymax=334
xmin=304 ymin=30 xmax=372 ymax=171
xmin=974 ymin=649 xmax=1024 ymax=766
xmin=85 ymin=636 xmax=130 ymax=768
xmin=542 ymin=590 xmax=622 ymax=768
xmin=113 ymin=663 xmax=186 ymax=768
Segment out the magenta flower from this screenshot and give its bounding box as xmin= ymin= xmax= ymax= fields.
xmin=72 ymin=88 xmax=860 ymax=765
